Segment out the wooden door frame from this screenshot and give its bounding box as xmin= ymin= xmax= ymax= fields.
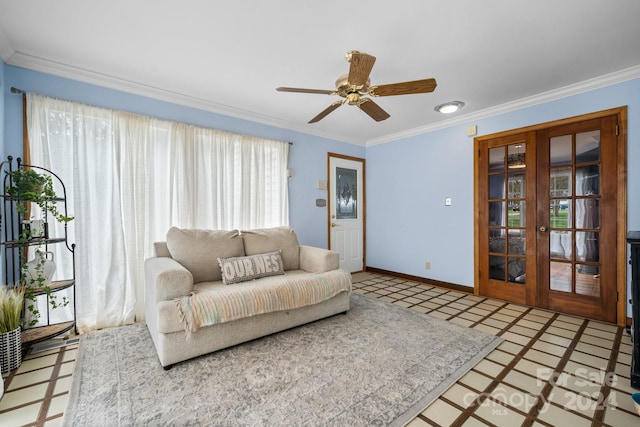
xmin=327 ymin=152 xmax=366 ymax=269
xmin=474 ymin=106 xmax=627 ymax=326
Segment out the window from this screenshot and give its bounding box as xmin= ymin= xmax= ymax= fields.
xmin=27 ymin=93 xmax=290 ymax=331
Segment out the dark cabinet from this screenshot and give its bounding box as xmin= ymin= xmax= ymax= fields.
xmin=628 ymin=231 xmax=640 ymax=389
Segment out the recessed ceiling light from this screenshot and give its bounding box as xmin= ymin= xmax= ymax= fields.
xmin=434 ymin=101 xmax=465 ymax=114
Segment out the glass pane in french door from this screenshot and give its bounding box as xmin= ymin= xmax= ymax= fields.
xmin=548 ymin=131 xmax=601 ymax=297
xmin=488 ymin=143 xmax=526 ymax=284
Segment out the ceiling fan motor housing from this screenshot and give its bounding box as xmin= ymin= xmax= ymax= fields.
xmin=335 ymin=74 xmax=370 ymax=97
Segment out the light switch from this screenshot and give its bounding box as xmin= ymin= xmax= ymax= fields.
xmin=445 ymin=197 xmax=452 ymax=206
xmin=316 ymin=180 xmax=327 ymax=190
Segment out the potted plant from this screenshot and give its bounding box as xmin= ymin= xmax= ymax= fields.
xmin=6 ymin=167 xmax=74 ymax=224
xmin=0 ymin=285 xmax=25 ymax=373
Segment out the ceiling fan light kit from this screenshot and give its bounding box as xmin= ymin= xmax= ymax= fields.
xmin=276 ymin=50 xmax=438 ymax=123
xmin=435 ymin=101 xmax=465 ymax=114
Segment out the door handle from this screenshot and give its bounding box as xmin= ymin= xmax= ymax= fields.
xmin=539 ymin=226 xmax=549 ymax=232
xmin=331 ymin=222 xmax=340 ymax=228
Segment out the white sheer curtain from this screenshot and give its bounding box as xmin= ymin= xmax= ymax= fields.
xmin=26 ymin=93 xmax=290 ymax=333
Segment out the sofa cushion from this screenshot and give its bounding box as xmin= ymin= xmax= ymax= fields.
xmin=218 ymin=251 xmax=285 ymax=285
xmin=166 ymin=227 xmax=244 ymax=283
xmin=241 ymin=226 xmax=300 ymax=271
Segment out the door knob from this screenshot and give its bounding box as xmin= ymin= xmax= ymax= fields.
xmin=331 ymin=222 xmax=340 ymax=228
xmin=539 ymin=226 xmax=548 ymax=232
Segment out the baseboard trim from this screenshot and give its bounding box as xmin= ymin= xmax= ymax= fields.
xmin=365 ymin=267 xmax=474 ymax=294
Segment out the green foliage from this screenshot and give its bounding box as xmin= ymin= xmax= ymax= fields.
xmin=0 ymin=286 xmax=25 ymax=333
xmin=5 ymin=167 xmax=74 ymax=223
xmin=5 ymin=167 xmax=74 ymax=326
xmin=550 ymin=209 xmax=569 ymax=229
xmin=8 ymin=168 xmax=46 ymax=197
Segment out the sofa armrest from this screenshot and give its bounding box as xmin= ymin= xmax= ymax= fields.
xmin=299 ymin=245 xmax=340 ymax=273
xmin=145 ymin=257 xmax=194 ymax=302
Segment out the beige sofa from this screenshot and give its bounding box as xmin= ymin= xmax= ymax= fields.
xmin=145 ymin=226 xmax=352 ymax=369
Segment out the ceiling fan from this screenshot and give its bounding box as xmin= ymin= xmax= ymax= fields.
xmin=276 ymin=50 xmax=437 ymax=123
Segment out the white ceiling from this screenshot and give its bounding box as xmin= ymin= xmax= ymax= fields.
xmin=1 ymin=0 xmax=640 ymax=146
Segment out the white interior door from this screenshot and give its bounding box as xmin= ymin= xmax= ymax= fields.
xmin=328 ymin=154 xmax=365 ymax=272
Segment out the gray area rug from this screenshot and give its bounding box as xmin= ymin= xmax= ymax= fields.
xmin=63 ymin=293 xmax=502 ymax=426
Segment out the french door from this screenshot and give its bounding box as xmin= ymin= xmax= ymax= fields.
xmin=475 ymin=109 xmax=626 ymax=324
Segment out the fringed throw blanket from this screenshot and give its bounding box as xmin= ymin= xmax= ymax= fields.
xmin=176 ymin=269 xmax=351 ymax=335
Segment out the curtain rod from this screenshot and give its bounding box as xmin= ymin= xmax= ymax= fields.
xmin=9 ymin=86 xmax=292 ymax=144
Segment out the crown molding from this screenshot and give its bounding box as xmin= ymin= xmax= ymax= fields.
xmin=6 ymin=48 xmax=638 ymax=149
xmin=366 ymin=64 xmax=640 ymax=146
xmin=0 ymin=24 xmax=15 ymax=63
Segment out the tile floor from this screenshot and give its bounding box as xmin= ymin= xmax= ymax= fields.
xmin=1 ymin=272 xmax=638 ymax=426
xmin=1 ymin=339 xmax=77 ymax=426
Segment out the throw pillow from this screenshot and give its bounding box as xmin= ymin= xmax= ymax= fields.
xmin=241 ymin=226 xmax=300 ymax=271
xmin=166 ymin=227 xmax=245 ymax=283
xmin=218 ymin=251 xmax=285 ymax=285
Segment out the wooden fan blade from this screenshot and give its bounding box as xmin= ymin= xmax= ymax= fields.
xmin=276 ymin=87 xmax=336 ymax=95
xmin=370 ymin=78 xmax=437 ymax=97
xmin=308 ymin=101 xmax=343 ymax=123
xmin=358 ymin=98 xmax=390 ymax=122
xmin=348 ymin=52 xmax=376 ymax=87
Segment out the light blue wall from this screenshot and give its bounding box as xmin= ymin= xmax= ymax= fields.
xmin=366 ymin=78 xmax=640 ymax=315
xmin=0 ymin=61 xmax=5 ymax=161
xmin=366 ymin=125 xmax=475 ymax=285
xmin=2 ymin=65 xmax=365 ymax=248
